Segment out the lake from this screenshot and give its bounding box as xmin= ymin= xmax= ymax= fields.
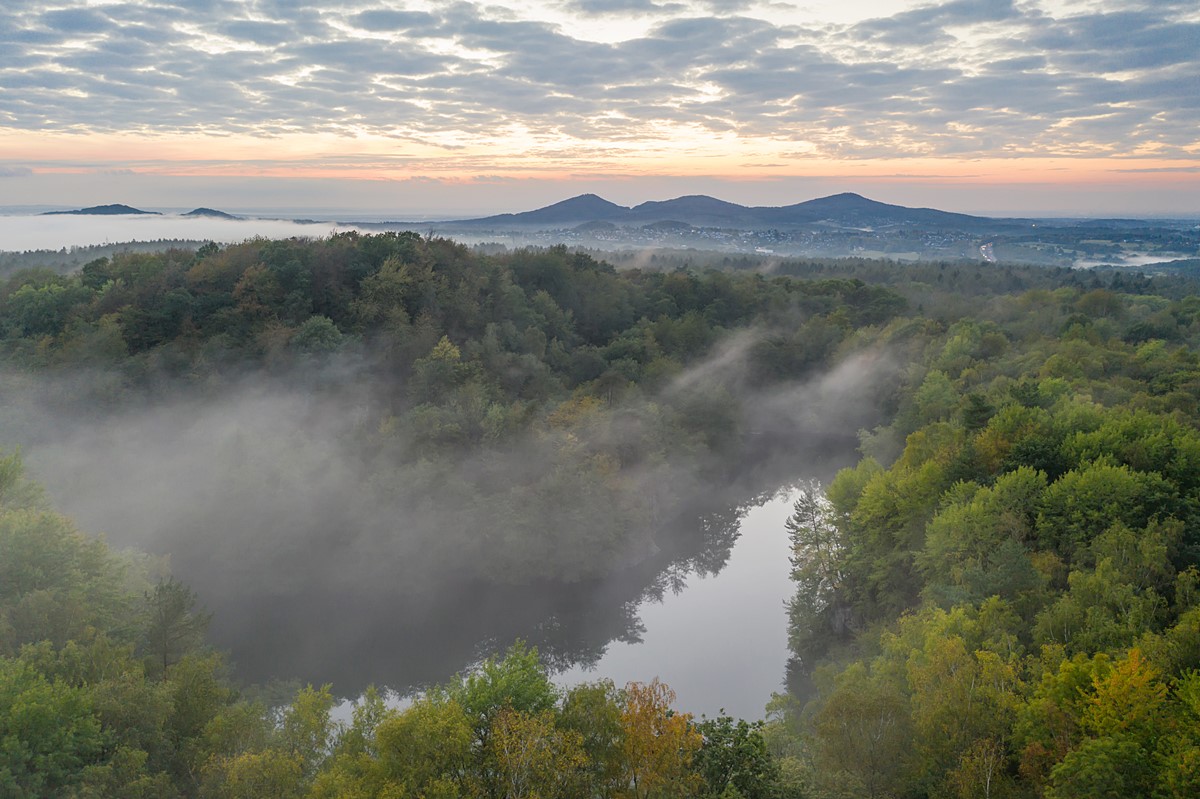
xmin=183 ymin=487 xmax=803 ymax=723
xmin=554 ymin=491 xmax=799 ymax=720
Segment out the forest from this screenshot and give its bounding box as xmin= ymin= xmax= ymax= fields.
xmin=3 ymin=231 xmax=1200 ymax=796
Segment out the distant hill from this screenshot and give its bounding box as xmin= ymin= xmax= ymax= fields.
xmin=758 ymin=192 xmax=998 ymax=230
xmin=629 ymin=195 xmax=760 ymax=227
xmin=574 ymin=220 xmax=619 ymax=233
xmin=43 ymin=204 xmax=160 ymax=216
xmin=184 ymin=207 xmax=239 ymax=219
xmin=642 ymin=220 xmax=693 ymax=231
xmin=437 ymin=191 xmax=1018 ymax=232
xmin=469 ymin=193 xmax=628 ymax=226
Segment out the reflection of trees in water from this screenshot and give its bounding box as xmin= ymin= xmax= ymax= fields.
xmin=207 ymin=489 xmax=767 ymax=700
xmin=637 ymin=503 xmax=748 ymax=604
xmin=530 ymin=493 xmax=761 ymax=672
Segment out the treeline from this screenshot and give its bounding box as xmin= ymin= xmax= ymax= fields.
xmin=0 ymin=235 xmax=903 ymax=380
xmin=597 ymin=248 xmax=1200 ymax=304
xmin=784 ymin=286 xmax=1200 ymax=797
xmin=0 ymin=452 xmax=797 ymax=798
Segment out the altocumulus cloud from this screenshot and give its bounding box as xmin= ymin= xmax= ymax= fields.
xmin=0 ymin=0 xmax=1197 ymax=160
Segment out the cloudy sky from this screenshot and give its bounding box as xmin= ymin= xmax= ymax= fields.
xmin=1 ymin=0 xmax=1197 ymax=216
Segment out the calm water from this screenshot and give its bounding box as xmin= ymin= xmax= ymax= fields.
xmin=555 ymin=492 xmax=797 ymax=720
xmin=189 ymin=489 xmax=801 ymax=723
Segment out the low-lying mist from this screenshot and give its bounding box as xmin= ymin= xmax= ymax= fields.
xmin=0 ymin=214 xmax=363 ymax=252
xmin=0 ymin=330 xmax=897 ymax=694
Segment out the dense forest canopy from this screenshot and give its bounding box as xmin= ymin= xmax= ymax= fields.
xmin=3 ymin=231 xmax=1200 ymax=796
xmin=784 ymin=279 xmax=1200 ymax=798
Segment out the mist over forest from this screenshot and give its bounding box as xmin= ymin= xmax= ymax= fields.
xmin=1 ymin=331 xmax=887 ymax=689
xmin=6 ymin=0 xmax=1200 ymax=791
xmin=6 ymin=228 xmax=1200 ymax=798
xmin=0 ymin=233 xmax=902 ymax=687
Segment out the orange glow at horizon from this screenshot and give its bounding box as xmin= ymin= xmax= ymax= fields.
xmin=3 ymin=128 xmax=1197 ymax=190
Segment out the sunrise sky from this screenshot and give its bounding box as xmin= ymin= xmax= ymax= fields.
xmin=1 ymin=0 xmax=1197 ymax=216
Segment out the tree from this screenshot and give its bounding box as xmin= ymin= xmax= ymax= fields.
xmin=693 ymin=715 xmax=779 ymax=799
xmin=0 ymin=657 xmax=104 ymax=797
xmin=491 ymin=708 xmax=587 ymax=799
xmin=813 ymin=664 xmax=911 ymax=799
xmin=786 ymin=481 xmax=850 ymax=666
xmin=561 ymin=680 xmax=626 ymax=799
xmin=203 ymin=750 xmax=305 ymax=799
xmin=1044 ymin=735 xmax=1153 ymax=799
xmin=619 ymin=679 xmax=702 ymax=799
xmin=786 ymin=482 xmax=843 ymax=602
xmin=280 ymin=684 xmax=337 ymax=780
xmin=370 ymin=691 xmax=472 ymax=797
xmin=291 ymin=315 xmax=344 ymax=353
xmin=141 ymin=577 xmax=210 ymax=679
xmin=946 ymin=737 xmax=1014 ymax=799
xmin=449 ymin=642 xmax=560 ymax=799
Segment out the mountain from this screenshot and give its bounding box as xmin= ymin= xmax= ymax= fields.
xmin=436 ymin=192 xmax=1014 ymax=232
xmin=466 ymin=193 xmax=629 ymax=226
xmin=43 ymin=204 xmax=160 ymax=216
xmin=184 ymin=207 xmax=239 ymax=219
xmin=760 ymin=192 xmax=998 ymax=229
xmin=628 ymin=195 xmax=763 ymax=227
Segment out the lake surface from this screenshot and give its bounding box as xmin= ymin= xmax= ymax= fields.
xmin=186 ymin=487 xmax=802 ymax=724
xmin=555 ymin=492 xmax=798 ymax=720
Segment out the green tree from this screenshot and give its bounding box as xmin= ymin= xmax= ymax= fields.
xmin=141 ymin=577 xmax=210 ymax=679
xmin=371 ymin=691 xmax=472 ymax=797
xmin=813 ymin=664 xmax=911 ymax=799
xmin=693 ymin=715 xmax=779 ymax=799
xmin=560 ymin=680 xmax=626 ymax=799
xmin=0 ymin=657 xmax=104 ymax=798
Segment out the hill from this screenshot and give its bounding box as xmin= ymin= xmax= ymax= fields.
xmin=465 ymin=193 xmax=628 ymax=226
xmin=760 ymin=192 xmax=999 ymax=229
xmin=43 ymin=203 xmax=160 ymax=216
xmin=184 ymin=207 xmax=239 ymax=219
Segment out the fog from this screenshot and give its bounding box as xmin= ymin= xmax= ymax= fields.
xmin=0 ymin=331 xmax=896 ymax=699
xmin=0 ymin=214 xmax=362 ymax=251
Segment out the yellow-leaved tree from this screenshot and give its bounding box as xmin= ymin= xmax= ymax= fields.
xmin=619 ymin=679 xmax=702 ymax=799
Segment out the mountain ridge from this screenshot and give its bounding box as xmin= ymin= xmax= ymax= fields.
xmin=445 ymin=191 xmax=1015 ymax=231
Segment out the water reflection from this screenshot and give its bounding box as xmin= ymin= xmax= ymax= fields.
xmin=205 ymin=489 xmax=756 ymax=697
xmin=555 ymin=492 xmax=800 ymax=720
xmin=198 ymin=485 xmax=813 ymax=721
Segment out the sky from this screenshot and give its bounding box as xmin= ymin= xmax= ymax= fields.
xmin=1 ymin=0 xmax=1198 ymax=217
